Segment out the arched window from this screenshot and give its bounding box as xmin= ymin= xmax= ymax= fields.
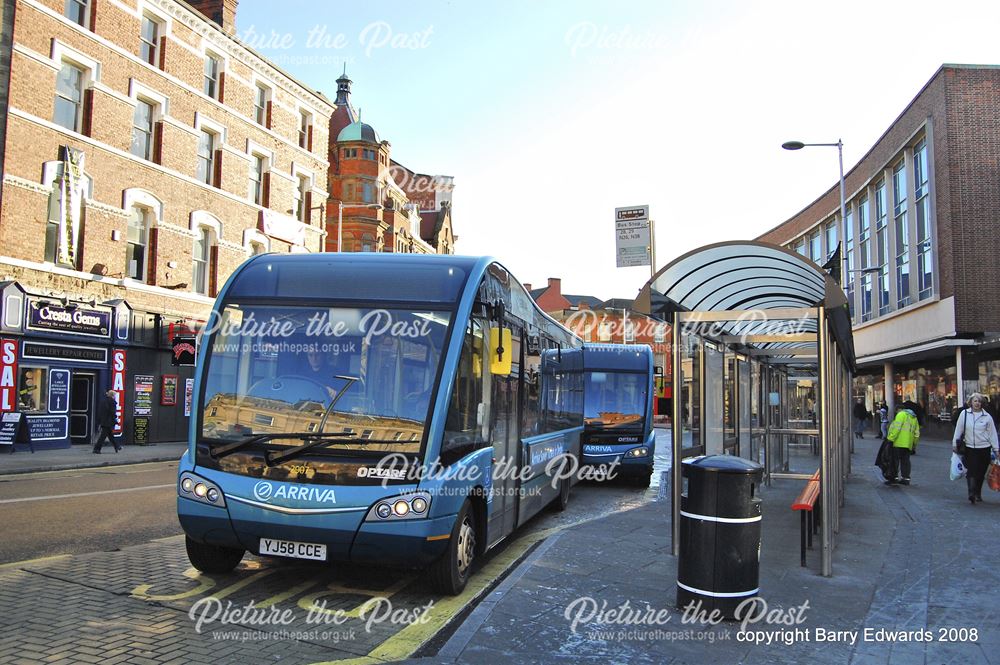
xmin=126 ymin=205 xmax=150 ymax=281
xmin=361 ymin=233 xmax=374 ymax=252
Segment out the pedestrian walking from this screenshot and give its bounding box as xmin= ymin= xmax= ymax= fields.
xmin=92 ymin=389 xmax=121 ymax=454
xmin=885 ymin=401 xmax=920 ymax=485
xmin=853 ymin=399 xmax=868 ymax=438
xmin=878 ymin=401 xmax=889 ymax=439
xmin=952 ymin=393 xmax=1000 ymax=504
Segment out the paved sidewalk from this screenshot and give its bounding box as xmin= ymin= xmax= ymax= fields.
xmin=0 ymin=441 xmax=187 ymax=475
xmin=412 ymin=437 xmax=999 ymax=664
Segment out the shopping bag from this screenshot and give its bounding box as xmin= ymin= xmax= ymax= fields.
xmin=875 ymin=439 xmax=896 ymax=481
xmin=950 ymin=453 xmax=967 ymax=481
xmin=987 ymin=462 xmax=1000 ymax=492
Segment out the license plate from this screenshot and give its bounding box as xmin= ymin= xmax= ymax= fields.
xmin=259 ymin=537 xmax=327 ymax=561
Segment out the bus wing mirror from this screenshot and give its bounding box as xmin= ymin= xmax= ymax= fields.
xmin=490 ymin=327 xmax=512 ymax=376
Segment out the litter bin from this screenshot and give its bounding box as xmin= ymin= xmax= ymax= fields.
xmin=676 ymin=455 xmax=763 ymax=619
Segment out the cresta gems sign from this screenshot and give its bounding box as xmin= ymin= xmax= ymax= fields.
xmin=27 ymin=301 xmax=111 ymax=337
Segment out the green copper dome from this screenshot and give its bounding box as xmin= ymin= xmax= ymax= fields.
xmin=338 ymin=121 xmax=380 ymax=143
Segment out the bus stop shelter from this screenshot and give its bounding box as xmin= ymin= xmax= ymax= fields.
xmin=635 ymin=241 xmax=856 ymax=576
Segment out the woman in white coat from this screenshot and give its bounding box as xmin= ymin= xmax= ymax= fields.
xmin=952 ymin=393 xmax=1000 ymax=504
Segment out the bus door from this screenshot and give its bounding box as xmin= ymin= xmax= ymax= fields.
xmin=488 ymin=326 xmax=521 ymax=542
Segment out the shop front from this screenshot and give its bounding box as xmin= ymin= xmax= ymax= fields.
xmin=0 ymin=281 xmax=132 ymax=450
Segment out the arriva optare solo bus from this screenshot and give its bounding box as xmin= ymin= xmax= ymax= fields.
xmin=580 ymin=343 xmax=655 ymax=486
xmin=177 ymin=254 xmax=584 ymax=594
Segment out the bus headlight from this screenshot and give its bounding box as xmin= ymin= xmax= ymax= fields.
xmin=626 ymin=447 xmax=650 ymax=458
xmin=179 ymin=472 xmax=226 ymax=507
xmin=366 ymin=492 xmax=432 ymax=521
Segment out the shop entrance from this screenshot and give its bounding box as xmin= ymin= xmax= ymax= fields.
xmin=70 ymin=373 xmax=95 ymax=445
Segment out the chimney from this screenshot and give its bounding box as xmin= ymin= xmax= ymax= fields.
xmin=524 ymin=283 xmax=532 ymax=292
xmin=547 ymin=277 xmax=561 ymax=296
xmin=188 ymin=0 xmax=239 ymax=34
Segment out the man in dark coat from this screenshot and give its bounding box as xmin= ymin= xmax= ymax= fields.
xmin=93 ymin=389 xmax=120 ymax=453
xmin=853 ymin=399 xmax=869 ymax=438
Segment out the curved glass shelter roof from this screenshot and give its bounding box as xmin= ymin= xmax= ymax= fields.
xmin=635 ymin=241 xmax=854 ymax=368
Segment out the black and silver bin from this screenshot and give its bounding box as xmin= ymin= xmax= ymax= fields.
xmin=676 ymin=455 xmax=763 ymax=619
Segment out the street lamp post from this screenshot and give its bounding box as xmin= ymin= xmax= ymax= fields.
xmin=781 ymin=140 xmax=846 ymax=286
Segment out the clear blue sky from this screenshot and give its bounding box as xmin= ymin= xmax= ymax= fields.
xmin=237 ymin=0 xmax=1000 ymax=301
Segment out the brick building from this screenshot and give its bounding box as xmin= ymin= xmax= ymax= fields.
xmin=758 ymin=64 xmax=1000 ymax=437
xmin=527 ymin=277 xmax=672 ymax=415
xmin=0 ymin=0 xmax=332 ymax=447
xmin=325 ymin=70 xmax=455 ymax=254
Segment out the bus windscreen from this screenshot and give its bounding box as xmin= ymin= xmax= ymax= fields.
xmin=198 ymin=304 xmax=450 ymax=460
xmin=584 ymin=371 xmax=647 ymax=429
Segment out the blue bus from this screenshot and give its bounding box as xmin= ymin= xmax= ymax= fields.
xmin=580 ymin=343 xmax=655 ymax=486
xmin=177 ymin=254 xmax=583 ymax=594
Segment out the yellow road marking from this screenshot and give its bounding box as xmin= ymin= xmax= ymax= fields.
xmin=207 ymin=569 xmax=276 ymax=600
xmin=0 ymin=554 xmax=71 ymax=571
xmin=298 ymin=579 xmax=410 ymax=618
xmin=257 ymin=577 xmax=326 ymax=608
xmin=131 ymin=567 xmax=217 ymax=601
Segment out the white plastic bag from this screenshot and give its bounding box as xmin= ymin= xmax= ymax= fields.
xmin=950 ymin=453 xmax=967 ymax=481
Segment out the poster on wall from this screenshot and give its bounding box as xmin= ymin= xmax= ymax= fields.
xmin=111 ymin=349 xmax=126 ymax=434
xmin=161 ymin=375 xmax=178 ymax=406
xmin=184 ymin=378 xmax=194 ymax=417
xmin=0 ymin=339 xmax=17 ymax=412
xmin=902 ymin=380 xmax=917 ymax=403
xmin=134 ymin=375 xmax=154 ymax=416
xmin=133 ymin=416 xmax=149 ymax=445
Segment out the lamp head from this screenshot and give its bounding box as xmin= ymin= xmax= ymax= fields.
xmin=782 ymin=141 xmax=805 ymax=151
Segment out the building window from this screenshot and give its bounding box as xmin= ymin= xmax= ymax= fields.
xmin=845 ymin=207 xmax=855 ymax=320
xmin=196 ymin=129 xmax=216 ymax=185
xmin=130 ymin=99 xmax=154 ymax=160
xmin=343 ymin=148 xmax=357 ymax=159
xmin=874 ymin=180 xmax=890 ymax=316
xmin=54 ymin=63 xmax=85 ymax=132
xmin=45 ymin=185 xmax=62 ymax=264
xmin=654 ymin=324 xmax=666 ymax=344
xmin=825 ymin=220 xmax=837 ymax=259
xmin=249 ymin=153 xmax=266 ymax=205
xmin=204 ymin=54 xmax=221 ymax=99
xmin=808 ymin=231 xmax=821 ymax=263
xmin=250 ymin=241 xmax=266 ymax=256
xmin=893 ymin=160 xmax=910 ymax=308
xmin=858 ymin=196 xmax=872 ymax=322
xmin=598 ymin=321 xmax=612 ymax=342
xmin=254 ymin=84 xmax=269 ymax=126
xmin=192 ymin=227 xmax=214 ymax=294
xmin=18 ymin=367 xmax=47 ymax=413
xmin=794 ymin=238 xmax=806 ymax=256
xmin=140 ymin=15 xmax=160 ymax=66
xmin=295 ymin=175 xmax=309 ymax=222
xmin=298 ymin=110 xmax=312 ymax=149
xmin=914 ymin=139 xmax=933 ymax=300
xmin=64 ymin=0 xmax=88 ymax=26
xmin=126 ymin=206 xmax=149 ymax=281
xmin=362 ymin=148 xmax=377 ymax=160
xmin=362 ymin=182 xmax=374 ymax=203
xmin=361 ymin=233 xmax=374 ymax=252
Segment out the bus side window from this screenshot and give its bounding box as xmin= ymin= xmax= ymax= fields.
xmin=443 ymin=320 xmax=487 ymax=457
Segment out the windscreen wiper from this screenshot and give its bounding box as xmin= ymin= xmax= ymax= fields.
xmin=264 ymin=433 xmax=363 ymax=466
xmin=210 ymin=432 xmax=356 ymax=459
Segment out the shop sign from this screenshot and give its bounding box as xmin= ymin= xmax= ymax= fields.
xmin=48 ymin=369 xmax=70 ymax=414
xmin=161 ymin=375 xmax=178 ymax=406
xmin=172 ymin=335 xmax=197 ymax=366
xmin=0 ymin=339 xmax=17 ymax=412
xmin=260 ymin=209 xmax=306 ymax=245
xmin=27 ymin=300 xmax=111 ymax=338
xmin=26 ymin=415 xmax=68 ymax=441
xmin=133 ymin=415 xmax=149 ymax=445
xmin=22 ymin=341 xmax=107 ymax=364
xmin=111 ymin=349 xmax=126 ymax=434
xmin=134 ymin=374 xmax=154 ymax=416
xmin=184 ymin=378 xmax=194 ymax=417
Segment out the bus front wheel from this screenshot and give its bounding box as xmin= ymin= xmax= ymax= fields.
xmin=429 ymin=501 xmax=476 ymax=595
xmin=552 ymin=477 xmax=571 ymax=511
xmin=185 ymin=536 xmax=245 ymax=574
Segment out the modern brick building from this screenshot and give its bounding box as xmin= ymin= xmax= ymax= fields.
xmin=0 ymin=0 xmax=332 ymax=447
xmin=325 ymin=70 xmax=455 ymax=255
xmin=758 ymin=64 xmax=1000 ymax=437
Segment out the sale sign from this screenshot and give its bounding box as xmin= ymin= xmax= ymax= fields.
xmin=0 ymin=339 xmax=17 ymax=412
xmin=111 ymin=349 xmax=126 ymax=434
